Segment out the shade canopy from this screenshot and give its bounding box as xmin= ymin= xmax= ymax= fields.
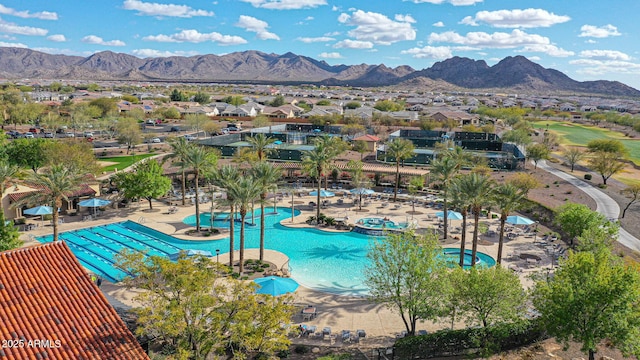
xmin=169 ymin=249 xmax=213 ymax=261
xmin=23 ymin=206 xmax=53 ymax=216
xmin=309 ymin=190 xmax=335 ymax=197
xmin=350 ymin=188 xmax=374 ymax=195
xmin=313 ymin=128 xmax=322 ymax=132
xmin=79 ymin=198 xmax=112 ymax=208
xmin=506 ymin=215 xmax=535 ymax=225
xmin=435 ymin=210 xmax=463 ymax=220
xmin=254 ymin=276 xmax=299 ymax=296
xmin=273 ymin=140 xmax=283 ymax=145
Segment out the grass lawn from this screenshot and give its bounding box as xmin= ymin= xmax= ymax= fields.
xmin=533 ymin=120 xmax=640 ymax=165
xmin=99 ymin=153 xmax=156 ymax=172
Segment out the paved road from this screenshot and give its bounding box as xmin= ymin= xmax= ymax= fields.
xmin=537 ymin=160 xmax=640 ymax=252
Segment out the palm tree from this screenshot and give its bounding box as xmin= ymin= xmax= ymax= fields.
xmin=454 ymin=173 xmax=494 ymax=266
xmin=249 ymin=162 xmax=281 ymax=261
xmin=17 ymin=165 xmax=84 ymax=241
xmin=493 ymin=183 xmax=527 ymax=264
xmin=407 ymin=176 xmax=425 ymax=219
xmin=385 ymin=138 xmax=415 ymax=202
xmin=302 ymin=135 xmax=344 ymax=220
xmin=167 ymin=137 xmax=193 ymax=206
xmin=430 ymin=157 xmax=460 ymax=240
xmin=449 ymin=178 xmax=470 ymax=268
xmin=228 ymin=177 xmax=261 ymax=274
xmin=247 ymin=133 xmax=276 ymax=161
xmin=183 ymin=146 xmax=218 ymax=232
xmin=213 ymin=165 xmax=240 ymax=267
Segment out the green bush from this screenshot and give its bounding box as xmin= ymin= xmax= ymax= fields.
xmin=584 ymin=173 xmax=592 ymax=180
xmin=293 ymin=345 xmax=310 ymax=354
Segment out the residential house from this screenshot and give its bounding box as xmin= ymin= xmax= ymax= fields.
xmin=353 ymin=134 xmax=381 ymax=152
xmin=431 ymin=111 xmax=479 ymax=126
xmin=0 ymin=242 xmax=149 ymax=359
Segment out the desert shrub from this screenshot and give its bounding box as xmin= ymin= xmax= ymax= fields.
xmin=584 ymin=173 xmax=592 ymax=180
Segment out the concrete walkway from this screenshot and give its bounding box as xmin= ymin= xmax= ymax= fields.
xmin=537 ymin=160 xmax=640 ymax=252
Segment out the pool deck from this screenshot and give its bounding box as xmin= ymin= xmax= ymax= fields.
xmin=19 ymin=188 xmax=561 ymax=348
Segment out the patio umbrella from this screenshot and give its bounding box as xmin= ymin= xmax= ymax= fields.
xmin=309 ymin=190 xmax=335 ymax=197
xmin=506 ymin=215 xmax=535 ymax=225
xmin=79 ymin=198 xmax=112 ymax=216
xmin=169 ymin=249 xmax=213 ymax=261
xmin=254 ymin=276 xmax=299 ymax=296
xmin=23 ymin=205 xmax=53 ymax=226
xmin=435 ymin=210 xmax=463 ymax=220
xmin=350 ymin=188 xmax=374 ymax=195
xmin=273 ymin=140 xmax=283 ymax=145
xmin=313 ymin=128 xmax=322 ymax=132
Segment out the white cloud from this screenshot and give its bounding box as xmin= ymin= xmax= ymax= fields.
xmin=338 ymin=9 xmax=416 ymax=45
xmin=318 ymin=52 xmax=342 ymax=59
xmin=528 ymin=56 xmax=541 ymax=61
xmin=433 ymin=21 xmax=445 ymax=27
xmin=235 ymin=15 xmax=280 ymax=40
xmin=519 ymin=44 xmax=574 ymax=57
xmin=47 ymin=34 xmax=66 ymax=42
xmin=570 ymin=59 xmax=640 ymax=76
xmin=122 ymin=0 xmax=214 ymax=17
xmin=296 ymin=36 xmax=335 ymax=43
xmin=401 ymin=46 xmax=452 ymax=59
xmin=460 ymin=8 xmax=570 ymax=28
xmin=579 ymin=24 xmax=621 ymax=38
xmin=0 ymin=4 xmax=57 ymax=20
xmin=580 ymin=49 xmax=631 ymax=61
xmin=333 ymin=39 xmax=373 ymax=49
xmin=403 ymin=0 xmax=483 ymax=5
xmin=430 ymin=29 xmax=543 ymax=48
xmin=81 ymin=35 xmax=126 ymax=46
xmin=143 ymin=30 xmax=247 ymax=45
xmin=0 ymin=19 xmax=47 ymax=36
xmin=305 ymin=16 xmax=314 ymax=20
xmin=395 ymin=14 xmax=416 ymax=23
xmin=131 ymin=48 xmax=200 ymax=57
xmin=240 ymin=0 xmax=327 ymax=10
xmin=0 ymin=40 xmax=27 ymax=48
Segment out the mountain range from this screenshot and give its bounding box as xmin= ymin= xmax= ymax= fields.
xmin=0 ymin=47 xmax=638 ymax=97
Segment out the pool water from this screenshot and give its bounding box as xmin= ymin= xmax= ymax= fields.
xmin=441 ymin=248 xmax=496 ymax=269
xmin=355 ymin=217 xmax=408 ymax=229
xmin=38 ymin=208 xmax=495 ymax=296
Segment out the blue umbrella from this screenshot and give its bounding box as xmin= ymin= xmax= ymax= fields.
xmin=23 ymin=205 xmax=53 ymax=216
xmin=254 ymin=276 xmax=299 ymax=296
xmin=169 ymin=249 xmax=213 ymax=261
xmin=79 ymin=198 xmax=112 ymax=208
xmin=309 ymin=190 xmax=335 ymax=197
xmin=435 ymin=210 xmax=463 ymax=220
xmin=350 ymin=188 xmax=374 ymax=195
xmin=313 ymin=128 xmax=322 ymax=132
xmin=506 ymin=215 xmax=535 ymax=225
xmin=273 ymin=140 xmax=283 ymax=145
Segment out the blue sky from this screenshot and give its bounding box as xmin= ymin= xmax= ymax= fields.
xmin=2 ymin=0 xmax=640 ymax=90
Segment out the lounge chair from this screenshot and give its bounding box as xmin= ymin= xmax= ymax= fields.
xmin=322 ymin=327 xmax=331 ymax=341
xmin=356 ymin=329 xmax=366 ymax=343
xmin=305 ymin=325 xmax=317 ymax=337
xmin=341 ymin=330 xmax=351 ymax=343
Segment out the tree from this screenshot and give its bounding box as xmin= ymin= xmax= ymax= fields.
xmin=249 ymin=162 xmax=281 ymax=261
xmin=213 ymin=165 xmax=240 ymax=267
xmin=185 ymin=114 xmax=209 ymax=136
xmin=555 ymin=202 xmax=609 ymax=245
xmin=301 ymin=135 xmax=345 ymax=220
xmin=344 ymin=101 xmax=361 ymax=109
xmin=269 ymin=95 xmax=285 ymax=107
xmin=5 ymin=138 xmax=49 ymax=172
xmin=340 ymin=123 xmax=365 ymax=136
xmin=193 ymin=91 xmax=210 ymax=105
xmin=493 ymin=183 xmax=527 ymax=264
xmin=385 ymin=138 xmax=415 ymax=202
xmin=588 ymin=150 xmax=626 ymax=185
xmin=88 ymin=97 xmax=117 ymax=117
xmin=449 ymin=178 xmax=470 ymax=268
xmin=562 ymin=146 xmax=586 ymax=172
xmin=184 ymin=146 xmax=218 ymax=231
xmin=532 ymin=249 xmax=640 ymax=360
xmin=352 ymin=140 xmax=368 ymax=160
xmin=507 ymin=172 xmax=539 ymax=193
xmin=587 ymin=139 xmax=628 ymax=155
xmin=202 ymin=121 xmax=221 ymax=138
xmin=116 ymin=251 xmax=295 ymax=360
xmin=45 ymin=140 xmax=100 ymax=174
xmin=247 ymin=133 xmax=276 ymax=162
xmin=407 ymin=176 xmax=425 ymax=218
xmin=167 ymin=137 xmax=193 ymax=206
xmin=346 ymin=160 xmax=371 ymax=211
xmin=526 ymin=143 xmax=550 ymax=169
xmin=115 ymin=117 xmax=141 ymax=153
xmin=16 ymin=165 xmax=84 ymax=241
xmin=374 ymin=99 xmax=404 ymax=112
xmin=621 ymin=182 xmax=640 ymax=218
xmin=449 ymin=266 xmax=526 ymax=329
xmin=227 ymin=176 xmax=261 ymax=274
xmin=111 ymin=159 xmax=172 ymax=210
xmin=453 ymin=173 xmax=494 ymax=266
xmin=364 ymin=231 xmax=451 ymax=336
xmin=170 ymin=89 xmax=187 ymax=101
xmin=431 ymin=156 xmax=461 ymax=240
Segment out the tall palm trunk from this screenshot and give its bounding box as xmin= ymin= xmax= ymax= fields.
xmin=497 ymin=216 xmax=507 ymax=264
xmin=316 ymin=166 xmax=321 ymax=220
xmin=229 ymin=204 xmax=235 ymax=267
xmin=393 ymin=161 xmax=400 ymax=202
xmin=459 ymin=210 xmax=468 ymax=267
xmin=181 ymin=169 xmax=186 ymax=206
xmin=259 ymin=193 xmax=266 ymax=261
xmin=239 ymin=206 xmax=247 ymax=274
xmin=194 ymin=170 xmax=201 ymax=231
xmin=471 ymin=207 xmax=481 ymax=266
xmin=443 ymin=191 xmax=449 ymax=240
xmin=52 ymin=198 xmax=61 ymax=242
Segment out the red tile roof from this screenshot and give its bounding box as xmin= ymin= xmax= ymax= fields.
xmin=353 ymin=134 xmax=380 ymax=142
xmin=8 ymin=184 xmax=96 ymax=203
xmin=0 ymin=242 xmax=149 ymax=359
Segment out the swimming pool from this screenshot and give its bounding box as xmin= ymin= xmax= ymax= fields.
xmin=38 ymin=208 xmax=495 ymax=296
xmin=441 ymin=248 xmax=496 ymax=269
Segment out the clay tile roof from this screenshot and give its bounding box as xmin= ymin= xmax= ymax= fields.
xmin=353 ymin=134 xmax=381 ymax=142
xmin=8 ymin=184 xmax=96 ymax=203
xmin=0 ymin=242 xmax=149 ymax=360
